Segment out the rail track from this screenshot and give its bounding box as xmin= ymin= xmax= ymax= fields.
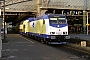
xmin=24 ymin=35 xmax=90 ymax=59
xmin=17 ymin=35 xmax=90 ymax=60
xmin=25 ymin=35 xmax=90 ymax=60
xmin=50 ymin=43 xmax=90 ymax=60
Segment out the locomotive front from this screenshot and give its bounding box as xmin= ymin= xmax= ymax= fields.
xmin=46 ymin=14 xmax=70 ymax=44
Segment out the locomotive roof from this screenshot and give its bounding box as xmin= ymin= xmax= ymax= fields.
xmin=27 ymin=17 xmax=35 ymax=20
xmin=27 ymin=14 xmax=65 ymax=21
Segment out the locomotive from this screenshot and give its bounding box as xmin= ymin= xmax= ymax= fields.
xmin=19 ymin=14 xmax=70 ymax=44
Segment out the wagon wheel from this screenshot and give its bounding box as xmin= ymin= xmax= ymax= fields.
xmin=41 ymin=38 xmax=45 ymax=44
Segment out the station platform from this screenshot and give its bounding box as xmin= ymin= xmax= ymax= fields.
xmin=69 ymin=34 xmax=90 ymax=41
xmin=2 ymin=34 xmax=84 ymax=60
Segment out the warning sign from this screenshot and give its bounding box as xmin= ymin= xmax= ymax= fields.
xmin=81 ymin=41 xmax=86 ymax=47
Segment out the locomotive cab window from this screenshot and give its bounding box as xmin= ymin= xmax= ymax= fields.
xmin=58 ymin=18 xmax=66 ymax=24
xmin=49 ymin=18 xmax=57 ymax=24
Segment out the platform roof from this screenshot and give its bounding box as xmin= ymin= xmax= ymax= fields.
xmin=0 ymin=0 xmax=90 ymax=25
xmin=0 ymin=0 xmax=37 ymax=12
xmin=0 ymin=0 xmax=90 ymax=12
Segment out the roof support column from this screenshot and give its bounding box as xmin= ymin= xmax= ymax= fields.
xmin=36 ymin=0 xmax=41 ymax=17
xmin=78 ymin=11 xmax=80 ymax=15
xmin=2 ymin=0 xmax=5 ymax=40
xmin=83 ymin=10 xmax=86 ymax=34
xmin=40 ymin=9 xmax=47 ymax=16
xmin=0 ymin=9 xmax=2 ymax=58
xmin=53 ymin=10 xmax=55 ymax=14
xmin=83 ymin=0 xmax=88 ymax=34
xmin=62 ymin=10 xmax=64 ymax=15
xmin=70 ymin=11 xmax=72 ymax=15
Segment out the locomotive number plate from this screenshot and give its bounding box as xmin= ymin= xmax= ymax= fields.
xmin=51 ymin=36 xmax=56 ymax=39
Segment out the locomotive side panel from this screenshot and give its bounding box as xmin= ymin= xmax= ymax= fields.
xmin=28 ymin=19 xmax=43 ymax=34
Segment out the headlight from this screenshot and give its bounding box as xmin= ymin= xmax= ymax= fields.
xmin=66 ymin=32 xmax=67 ymax=34
xmin=50 ymin=32 xmax=55 ymax=34
xmin=63 ymin=32 xmax=67 ymax=34
xmin=63 ymin=32 xmax=65 ymax=34
xmin=51 ymin=36 xmax=56 ymax=39
xmin=52 ymin=32 xmax=55 ymax=34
